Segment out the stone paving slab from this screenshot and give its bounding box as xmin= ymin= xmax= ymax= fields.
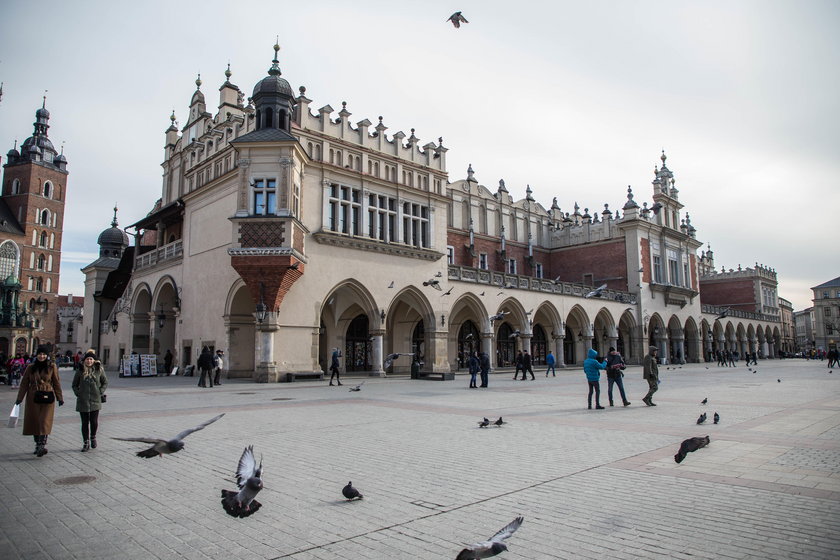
xmin=0 ymin=360 xmax=838 ymax=559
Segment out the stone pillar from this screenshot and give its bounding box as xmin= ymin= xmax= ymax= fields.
xmin=146 ymin=311 xmax=157 ymax=355
xmin=481 ymin=332 xmax=494 ymax=374
xmin=428 ymin=329 xmax=452 ymax=375
xmin=370 ymin=329 xmax=385 ymax=377
xmin=607 ymin=336 xmax=618 ymax=354
xmin=521 ymin=334 xmax=532 ymax=355
xmin=254 ymin=312 xmax=279 ymax=383
xmin=554 ymin=335 xmax=566 ymax=368
xmin=675 ymin=336 xmax=686 ymax=364
xmin=657 ymin=334 xmax=669 ymax=364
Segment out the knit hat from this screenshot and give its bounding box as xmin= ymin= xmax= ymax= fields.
xmin=84 ymin=349 xmax=97 ymax=360
xmin=36 ymin=345 xmax=49 ymax=355
xmin=649 ymin=346 xmax=658 ymax=352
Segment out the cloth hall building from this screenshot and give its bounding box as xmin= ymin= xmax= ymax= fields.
xmin=81 ymin=46 xmax=785 ymax=381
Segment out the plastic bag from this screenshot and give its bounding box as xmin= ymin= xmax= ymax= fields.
xmin=8 ymin=403 xmax=20 ymax=428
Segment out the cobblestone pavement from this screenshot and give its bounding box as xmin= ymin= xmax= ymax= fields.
xmin=1 ymin=360 xmax=838 ymax=559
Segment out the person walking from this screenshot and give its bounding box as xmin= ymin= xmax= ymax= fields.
xmin=512 ymin=351 xmax=524 ymax=380
xmin=583 ymin=348 xmax=607 ymax=409
xmin=468 ymin=351 xmax=479 ymax=388
xmin=9 ymin=353 xmax=25 ymax=388
xmin=522 ymin=350 xmax=535 ymax=380
xmin=163 ymin=349 xmax=173 ymax=374
xmin=545 ymin=350 xmax=556 ymax=377
xmin=605 ymin=347 xmax=630 ymax=407
xmin=15 ymin=346 xmax=64 ymax=456
xmin=197 ymin=347 xmax=215 ymax=388
xmin=213 ymin=350 xmax=225 ymax=386
xmin=329 ymin=348 xmax=342 ymax=386
xmin=642 ymin=345 xmax=660 ymax=406
xmin=726 ymin=349 xmax=736 ymax=367
xmin=72 ymin=349 xmax=108 ymax=452
xmin=479 ymin=351 xmax=490 ymax=388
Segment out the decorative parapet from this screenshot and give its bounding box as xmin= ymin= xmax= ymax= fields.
xmin=313 ymin=232 xmax=444 ymax=262
xmin=134 ymin=240 xmax=183 ymax=271
xmin=447 ymin=265 xmax=637 ymax=304
xmin=701 ymin=303 xmax=779 ymax=323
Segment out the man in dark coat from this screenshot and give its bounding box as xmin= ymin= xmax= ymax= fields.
xmin=197 ymin=347 xmax=215 ymax=388
xmin=522 ymin=351 xmax=535 ymax=380
xmin=479 ymin=352 xmax=491 ymax=388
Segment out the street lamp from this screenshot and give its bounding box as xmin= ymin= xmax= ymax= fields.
xmin=111 ymin=317 xmax=119 ymax=333
xmin=255 ymin=282 xmax=268 ymax=324
xmin=156 ymin=306 xmax=166 ymax=329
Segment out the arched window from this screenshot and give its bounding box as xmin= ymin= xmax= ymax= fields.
xmin=531 ymin=324 xmax=547 ymax=365
xmin=255 ymin=109 xmax=262 ymax=130
xmin=0 ymin=240 xmax=20 ymax=280
xmin=264 ymin=107 xmax=273 ymax=129
xmin=43 ymin=181 xmax=52 ymax=198
xmin=11 ymin=178 xmax=20 ymax=195
xmin=344 ymin=314 xmax=370 ymax=372
xmin=40 ymin=209 xmax=50 ymax=225
xmin=40 ymin=231 xmax=48 ymax=247
xmin=36 ymin=277 xmax=43 ymax=291
xmin=496 ymin=323 xmax=516 ymax=367
xmin=37 ymin=254 xmax=45 ymax=270
xmin=457 ymin=320 xmax=480 ymax=368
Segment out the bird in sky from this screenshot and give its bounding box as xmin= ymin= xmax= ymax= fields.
xmin=447 ymin=11 xmax=469 ymax=28
xmin=525 ymin=309 xmax=533 ymax=316
xmin=674 ymin=436 xmax=710 ymax=464
xmin=349 ymin=381 xmax=365 ymax=392
xmin=697 ymin=412 xmax=707 ymax=424
xmin=387 ymin=281 xmax=394 ymax=288
xmin=456 ymin=516 xmax=524 ymax=560
xmin=508 ymin=330 xmax=521 ymax=339
xmin=342 ymin=481 xmax=363 ymax=501
xmin=489 ymin=311 xmax=510 ymax=322
xmin=716 ymin=307 xmax=731 ymax=319
xmin=112 ymin=413 xmax=224 ymax=458
xmin=713 ymin=412 xmax=720 ymax=424
xmin=701 ymin=398 xmax=708 ymax=405
xmin=478 ymin=417 xmax=490 ymax=428
xmin=220 ymin=445 xmax=263 ymax=518
xmin=479 ymin=291 xmax=485 ymax=296
xmin=384 ymin=352 xmax=414 ymax=369
xmin=778 ymin=378 xmax=781 ymax=383
xmin=423 ymin=279 xmax=442 ymax=290
xmin=584 ymin=284 xmax=608 ymax=298
xmin=465 ymin=333 xmax=474 ymax=340
xmin=442 ymin=287 xmax=454 ymax=296
xmin=494 ymin=417 xmax=507 ymax=427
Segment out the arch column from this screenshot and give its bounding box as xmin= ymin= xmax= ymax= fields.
xmin=607 ymin=336 xmax=618 ymax=353
xmin=254 ymin=312 xmax=279 ymax=383
xmin=674 ymin=335 xmax=686 ymax=364
xmin=553 ymin=334 xmax=565 ymax=368
xmin=370 ymin=329 xmax=385 ymax=377
xmin=521 ymin=334 xmax=532 ymax=355
xmin=146 ymin=311 xmax=158 ymax=355
xmin=426 ymin=329 xmax=452 ymax=375
xmin=481 ymin=332 xmax=494 ymax=373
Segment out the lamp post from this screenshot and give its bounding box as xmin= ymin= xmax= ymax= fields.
xmin=111 ymin=317 xmax=119 ymax=333
xmin=255 ymin=282 xmax=268 ymax=324
xmin=156 ymin=306 xmax=166 ymax=329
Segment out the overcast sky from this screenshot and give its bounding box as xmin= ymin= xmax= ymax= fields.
xmin=1 ymin=0 xmax=837 ymax=311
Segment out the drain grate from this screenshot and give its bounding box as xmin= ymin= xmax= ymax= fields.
xmin=410 ymin=500 xmax=446 ymax=511
xmin=272 ymin=397 xmax=293 ymax=401
xmin=55 ymin=475 xmax=96 ymax=485
xmin=236 ymin=392 xmax=257 ymax=395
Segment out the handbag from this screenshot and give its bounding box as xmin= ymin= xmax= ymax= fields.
xmin=33 ymin=390 xmax=55 ymax=404
xmin=7 ymin=403 xmax=19 ymax=428
xmin=101 ymin=394 xmax=107 ymax=403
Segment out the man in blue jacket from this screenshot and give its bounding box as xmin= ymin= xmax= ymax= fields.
xmin=583 ymin=348 xmax=607 ymax=409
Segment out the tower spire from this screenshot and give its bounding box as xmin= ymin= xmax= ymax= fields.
xmin=268 ymin=38 xmax=282 ymax=76
xmin=111 ymin=205 xmax=119 ymax=228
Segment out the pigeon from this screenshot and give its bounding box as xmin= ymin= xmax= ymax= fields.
xmin=701 ymin=398 xmax=708 ymax=405
xmin=442 ymin=287 xmax=454 ymax=296
xmin=384 ymin=352 xmax=414 ymax=369
xmin=447 ymin=11 xmax=469 ymax=28
xmin=387 ymin=281 xmax=394 ymax=288
xmin=435 ymin=272 xmax=443 ymax=277
xmin=584 ymin=284 xmax=607 ymax=298
xmin=112 ymin=413 xmax=224 ymax=458
xmin=456 ymin=516 xmax=524 ymax=560
xmin=494 ymin=417 xmax=507 ymax=427
xmin=697 ymin=412 xmax=707 ymax=424
xmin=220 ymin=445 xmax=263 ymax=518
xmin=478 ymin=417 xmax=490 ymax=428
xmin=713 ymin=412 xmax=720 ymax=424
xmin=342 ymin=481 xmax=363 ymax=500
xmin=489 ymin=311 xmax=510 ymax=322
xmin=525 ymin=309 xmax=533 ymax=316
xmin=777 ymin=379 xmax=781 ymax=383
xmin=716 ymin=307 xmax=730 ymax=319
xmin=650 ymin=202 xmax=663 ymax=215
xmin=674 ymin=435 xmax=710 ymax=463
xmin=508 ymin=330 xmax=521 ymax=339
xmin=553 ymin=275 xmax=563 ymax=284
xmin=423 ymin=279 xmax=442 ymax=291
xmin=349 ymin=381 xmax=365 ymax=392
xmin=479 ymin=291 xmax=485 ymax=296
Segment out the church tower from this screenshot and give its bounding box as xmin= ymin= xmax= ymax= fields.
xmin=0 ymin=98 xmax=69 ymax=353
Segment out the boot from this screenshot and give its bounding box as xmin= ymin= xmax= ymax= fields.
xmin=81 ymin=441 xmax=90 ymax=452
xmin=91 ymin=437 xmax=97 ymax=449
xmin=623 ymin=401 xmax=631 ymax=406
xmin=596 ymin=404 xmax=605 ymax=410
xmin=214 ymin=372 xmax=221 ymax=386
xmin=609 ymin=400 xmax=614 ymax=407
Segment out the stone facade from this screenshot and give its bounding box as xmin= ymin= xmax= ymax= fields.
xmin=811 ymin=276 xmax=840 ymax=352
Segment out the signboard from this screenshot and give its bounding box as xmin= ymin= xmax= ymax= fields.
xmin=121 ymin=354 xmax=156 ymax=377
xmin=140 ymin=354 xmax=158 ymax=377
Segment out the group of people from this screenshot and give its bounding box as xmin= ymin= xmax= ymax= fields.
xmin=196 ymin=347 xmax=225 ymax=387
xmin=14 ymin=346 xmax=108 ymax=456
xmin=714 ymin=349 xmax=757 ymax=367
xmin=466 ymin=351 xmax=492 ymax=388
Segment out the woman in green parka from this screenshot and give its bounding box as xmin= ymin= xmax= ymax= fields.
xmin=72 ymin=349 xmax=108 ymax=452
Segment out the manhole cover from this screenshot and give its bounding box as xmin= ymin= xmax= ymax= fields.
xmin=55 ymin=475 xmax=96 ymax=485
xmin=272 ymin=397 xmax=293 ymax=401
xmin=236 ymin=392 xmax=257 ymax=395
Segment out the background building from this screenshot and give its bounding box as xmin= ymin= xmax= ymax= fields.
xmin=794 ymin=308 xmax=814 ymax=354
xmin=811 ymin=276 xmax=840 ymax=353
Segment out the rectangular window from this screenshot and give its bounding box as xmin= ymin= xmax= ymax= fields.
xmin=447 ymin=246 xmax=454 ymax=265
xmin=508 ymin=259 xmax=517 ymax=275
xmin=535 ymin=262 xmax=543 ymax=279
xmin=479 ymin=253 xmax=488 ymax=270
xmin=252 ymin=179 xmax=277 ymax=215
xmin=653 ymin=255 xmax=662 ymax=283
xmin=667 ymin=248 xmax=679 ymax=285
xmin=683 ymin=263 xmax=690 ymax=288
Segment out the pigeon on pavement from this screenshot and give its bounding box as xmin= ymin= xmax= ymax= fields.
xmin=697 ymin=412 xmax=707 ymax=424
xmin=478 ymin=417 xmax=490 ymax=428
xmin=220 ymin=445 xmax=263 ymax=518
xmin=494 ymin=417 xmax=507 ymax=427
xmin=713 ymin=412 xmax=720 ymax=424
xmin=447 ymin=11 xmax=469 ymax=28
xmin=456 ymin=516 xmax=524 ymax=559
xmin=113 ymin=413 xmax=225 ymax=458
xmin=349 ymin=381 xmax=365 ymax=392
xmin=674 ymin=435 xmax=710 ymax=463
xmin=342 ymin=481 xmax=363 ymax=500
xmin=701 ymin=398 xmax=708 ymax=405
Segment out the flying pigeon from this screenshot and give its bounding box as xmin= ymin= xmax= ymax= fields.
xmin=650 ymin=202 xmax=663 ymax=215
xmin=112 ymin=413 xmax=224 ymax=458
xmin=384 ymin=352 xmax=414 ymax=369
xmin=525 ymin=309 xmax=533 ymax=316
xmin=489 ymin=311 xmax=510 ymax=322
xmin=479 ymin=291 xmax=485 ymax=296
xmin=220 ymin=445 xmax=263 ymax=518
xmin=701 ymin=398 xmax=708 ymax=405
xmin=349 ymin=381 xmax=365 ymax=392
xmin=423 ymin=279 xmax=442 ymax=291
xmin=697 ymin=412 xmax=707 ymax=424
xmin=713 ymin=412 xmax=720 ymax=424
xmin=674 ymin=435 xmax=710 ymax=464
xmin=777 ymin=379 xmax=781 ymax=383
xmin=447 ymin=11 xmax=469 ymax=28
xmin=456 ymin=516 xmax=524 ymax=560
xmin=435 ymin=272 xmax=442 ymax=277
xmin=584 ymin=284 xmax=608 ymax=298
xmin=387 ymin=281 xmax=394 ymax=288
xmin=508 ymin=330 xmax=521 ymax=339
xmin=494 ymin=417 xmax=507 ymax=427
xmin=716 ymin=307 xmax=730 ymax=319
xmin=553 ymin=275 xmax=563 ymax=284
xmin=478 ymin=417 xmax=490 ymax=428
xmin=342 ymin=481 xmax=363 ymax=500
xmin=442 ymin=287 xmax=454 ymax=296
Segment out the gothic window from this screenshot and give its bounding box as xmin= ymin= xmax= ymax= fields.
xmin=40 ymin=232 xmax=48 ymax=247
xmin=264 ymin=107 xmax=273 ymax=129
xmin=11 ymin=178 xmax=21 ymax=195
xmin=37 ymin=254 xmax=45 ymax=271
xmin=40 ymin=210 xmax=50 ymax=225
xmin=50 ymin=233 xmax=55 ymax=249
xmin=0 ymin=241 xmax=19 ymax=280
xmin=36 ymin=277 xmax=43 ymax=292
xmin=43 ymin=181 xmax=52 ymax=198
xmin=252 ymin=178 xmax=277 ymax=215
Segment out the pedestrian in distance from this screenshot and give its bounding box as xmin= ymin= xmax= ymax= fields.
xmin=72 ymin=349 xmax=108 ymax=452
xmin=468 ymin=351 xmax=479 ymax=389
xmin=479 ymin=351 xmax=490 ymax=388
xmin=605 ymin=346 xmax=630 ymax=407
xmin=213 ymin=350 xmax=224 ymax=386
xmin=512 ymin=350 xmax=524 ymax=380
xmin=197 ymin=347 xmax=215 ymax=388
xmin=163 ymin=349 xmax=173 ymax=374
xmin=643 ymin=345 xmax=660 ymax=406
xmin=15 ymin=345 xmax=64 ymax=456
xmin=583 ymin=348 xmax=607 ymax=409
xmin=329 ymin=348 xmax=343 ymax=386
xmin=522 ymin=350 xmax=535 ymax=380
xmin=545 ymin=350 xmax=556 ymax=377
xmin=726 ymin=349 xmax=736 ymax=367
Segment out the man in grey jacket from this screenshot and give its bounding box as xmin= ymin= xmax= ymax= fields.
xmin=642 ymin=346 xmax=659 ymax=406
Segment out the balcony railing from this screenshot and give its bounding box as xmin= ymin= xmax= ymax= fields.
xmin=135 ymin=240 xmax=183 ymax=271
